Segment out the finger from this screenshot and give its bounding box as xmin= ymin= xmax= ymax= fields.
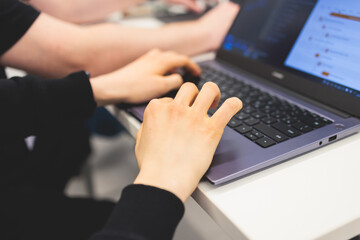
xmin=145 ymin=48 xmax=162 ymax=57
xmin=192 ymin=82 xmax=221 ymax=114
xmin=161 ymin=52 xmax=202 ymax=76
xmin=173 ymin=82 xmax=199 ymax=106
xmin=158 ymin=97 xmax=174 ymax=103
xmin=173 ymin=0 xmax=203 ymax=13
xmin=135 ymin=124 xmax=143 ymax=161
xmin=211 ymin=97 xmax=243 ymax=128
xmin=136 ymin=124 xmax=143 ymax=142
xmin=160 ymin=73 xmax=184 ymax=92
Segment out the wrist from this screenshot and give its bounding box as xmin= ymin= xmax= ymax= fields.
xmin=134 ymin=168 xmax=196 ymax=203
xmin=193 ymin=19 xmax=218 ymax=52
xmin=162 ymin=20 xmax=213 ymax=56
xmin=90 ymin=76 xmax=107 ymax=107
xmin=90 ymin=73 xmax=127 ymax=106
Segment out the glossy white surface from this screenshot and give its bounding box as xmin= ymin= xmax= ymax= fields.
xmin=194 ymin=133 xmax=360 ymax=240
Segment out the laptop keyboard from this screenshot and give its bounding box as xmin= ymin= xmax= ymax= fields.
xmin=199 ymin=66 xmax=333 ymax=148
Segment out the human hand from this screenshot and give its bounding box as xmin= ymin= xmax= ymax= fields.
xmin=164 ymin=0 xmax=204 ymax=13
xmin=90 ymin=49 xmax=201 ymax=106
xmin=134 ymin=82 xmax=242 ymax=202
xmin=197 ymin=1 xmax=240 ymax=51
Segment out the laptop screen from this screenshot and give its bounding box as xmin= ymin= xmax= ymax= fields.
xmin=220 ymin=0 xmax=360 ymax=100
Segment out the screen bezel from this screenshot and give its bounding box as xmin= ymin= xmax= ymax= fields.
xmin=216 ymin=2 xmax=360 ymax=118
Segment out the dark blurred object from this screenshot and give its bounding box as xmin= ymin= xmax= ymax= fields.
xmin=350 ymin=235 xmax=360 ymax=240
xmin=123 ymin=0 xmax=215 ymax=22
xmin=156 ymin=5 xmax=213 ymax=23
xmin=161 ymin=70 xmax=201 ymax=98
xmin=88 ymin=107 xmax=124 ymax=137
xmin=183 ymin=72 xmax=201 ymax=84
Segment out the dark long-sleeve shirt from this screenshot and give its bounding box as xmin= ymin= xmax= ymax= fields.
xmin=91 ymin=185 xmax=184 ymax=240
xmin=1 ymin=0 xmax=185 ymax=239
xmin=0 ymin=72 xmax=184 ymax=240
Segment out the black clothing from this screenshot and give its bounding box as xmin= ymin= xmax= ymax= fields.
xmin=0 ymin=0 xmax=39 ymax=79
xmin=0 ymin=72 xmax=96 ymax=186
xmin=0 ymin=73 xmax=113 ymax=240
xmin=0 ymin=72 xmax=96 ymax=136
xmin=0 ymin=68 xmax=6 ymax=79
xmin=91 ymin=185 xmax=184 ymax=240
xmin=0 ymin=1 xmax=185 ymax=239
xmin=1 ymin=180 xmax=115 ymax=240
xmin=0 ymin=0 xmax=39 ymax=56
xmin=0 ymin=73 xmax=185 ymax=240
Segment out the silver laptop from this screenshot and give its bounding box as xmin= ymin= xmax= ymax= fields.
xmin=127 ymin=0 xmax=360 ymax=184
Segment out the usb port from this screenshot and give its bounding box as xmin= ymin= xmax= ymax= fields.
xmin=329 ymin=135 xmax=337 ymax=142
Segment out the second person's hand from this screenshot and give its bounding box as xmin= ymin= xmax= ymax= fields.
xmin=90 ymin=49 xmax=201 ymax=106
xmin=165 ymin=0 xmax=205 ymax=13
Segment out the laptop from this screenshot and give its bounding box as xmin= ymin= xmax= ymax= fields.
xmin=126 ymin=0 xmax=360 ymax=185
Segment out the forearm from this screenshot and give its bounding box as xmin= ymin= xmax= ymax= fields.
xmin=0 ymin=14 xmax=88 ymax=78
xmin=0 ymin=2 xmax=239 ymax=77
xmin=1 ymin=3 xmax=237 ymax=78
xmin=29 ymin=0 xmax=144 ymax=24
xmin=81 ymin=21 xmax=212 ymax=76
xmin=1 ymin=13 xmax=211 ymax=78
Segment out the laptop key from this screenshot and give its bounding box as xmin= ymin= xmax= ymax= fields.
xmin=262 ymin=116 xmax=277 ymax=125
xmin=270 ymin=112 xmax=286 ymax=119
xmin=249 ymin=91 xmax=261 ymax=97
xmin=255 ymin=137 xmax=276 ymax=148
xmin=236 ymin=112 xmax=250 ymax=120
xmin=228 ymin=118 xmax=242 ymax=128
xmin=251 ymin=101 xmax=266 ymax=109
xmin=299 ymin=116 xmax=325 ymax=128
xmin=251 ymin=130 xmax=264 ymax=138
xmin=236 ymin=92 xmax=247 ymax=99
xmin=272 ymin=122 xmax=301 ymax=138
xmin=227 ymin=88 xmax=237 ymax=96
xmin=208 ymin=109 xmax=217 ymax=116
xmin=235 ymin=125 xmax=252 ymax=134
xmin=292 ymin=122 xmax=313 ymax=133
xmin=281 ymin=117 xmax=297 ymax=125
xmin=261 ymin=105 xmax=276 ymax=113
xmin=254 ymin=123 xmax=289 ymax=143
xmin=251 ymin=111 xmax=267 ymax=119
xmin=243 ymin=106 xmax=256 ymax=114
xmin=244 ymin=118 xmax=260 ymax=126
xmin=243 ymin=97 xmax=255 ymax=104
xmin=245 ymin=132 xmax=258 ymax=141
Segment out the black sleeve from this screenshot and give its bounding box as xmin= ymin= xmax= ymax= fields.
xmin=0 ymin=71 xmax=96 ymax=138
xmin=0 ymin=0 xmax=40 ymax=55
xmin=90 ymin=185 xmax=185 ymax=240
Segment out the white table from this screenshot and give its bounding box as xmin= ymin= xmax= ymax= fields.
xmin=108 ymin=105 xmax=360 ymax=240
xmin=106 ymin=13 xmax=360 ymax=240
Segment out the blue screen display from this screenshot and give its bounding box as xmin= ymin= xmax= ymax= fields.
xmin=222 ymin=0 xmax=360 ymax=98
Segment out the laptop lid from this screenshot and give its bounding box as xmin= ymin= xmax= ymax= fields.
xmin=217 ymin=0 xmax=360 ymax=118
